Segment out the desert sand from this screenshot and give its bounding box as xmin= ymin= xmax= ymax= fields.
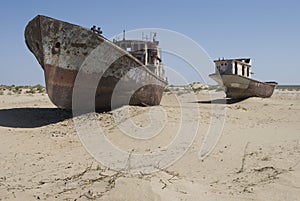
xmin=0 ymin=88 xmax=300 ymax=200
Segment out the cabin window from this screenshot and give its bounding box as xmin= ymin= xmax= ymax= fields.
xmin=140 ymin=44 xmax=145 ymax=50
xmin=234 ymin=62 xmax=238 ymax=74
xmin=242 ymin=65 xmax=245 ymax=76
xmin=119 ymin=43 xmax=125 ymax=49
xmin=136 ymin=56 xmax=142 ymax=62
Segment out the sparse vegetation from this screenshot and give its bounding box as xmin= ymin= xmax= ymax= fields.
xmin=0 ymin=85 xmax=4 ymax=95
xmin=13 ymin=86 xmax=22 ymax=94
xmin=164 ymin=83 xmax=218 ymax=93
xmin=0 ymin=84 xmax=46 ymax=95
xmin=6 ymin=85 xmax=13 ymax=91
xmin=261 ymin=156 xmax=271 ymax=161
xmin=35 ymin=84 xmax=45 ymax=93
xmin=26 ymin=87 xmax=36 ymax=94
xmin=208 ymin=85 xmax=219 ymax=91
xmin=164 ymin=88 xmax=170 ymax=92
xmin=276 ymin=85 xmax=300 ymax=91
xmin=96 ymin=165 xmax=101 ymax=171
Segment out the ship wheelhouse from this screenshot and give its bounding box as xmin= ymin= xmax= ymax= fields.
xmin=214 ymin=58 xmax=252 ymax=78
xmin=114 ymin=37 xmax=164 ymax=79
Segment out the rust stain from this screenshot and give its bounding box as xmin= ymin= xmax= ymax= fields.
xmin=25 ymin=15 xmax=167 ymax=110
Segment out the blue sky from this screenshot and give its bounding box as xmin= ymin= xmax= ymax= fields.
xmin=0 ymin=0 xmax=299 ymax=85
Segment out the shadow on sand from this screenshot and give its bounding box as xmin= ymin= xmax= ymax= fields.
xmin=194 ymin=97 xmax=249 ymax=105
xmin=0 ymin=98 xmax=248 ymax=128
xmin=0 ymin=108 xmax=72 ymax=128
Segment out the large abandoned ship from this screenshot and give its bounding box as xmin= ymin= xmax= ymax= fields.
xmin=25 ymin=15 xmax=167 ymax=110
xmin=209 ymin=58 xmax=277 ymax=99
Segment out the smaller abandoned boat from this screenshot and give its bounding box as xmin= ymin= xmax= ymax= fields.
xmin=209 ymin=58 xmax=277 ymax=99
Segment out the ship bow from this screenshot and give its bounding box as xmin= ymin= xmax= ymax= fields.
xmin=25 ymin=15 xmax=44 ymax=67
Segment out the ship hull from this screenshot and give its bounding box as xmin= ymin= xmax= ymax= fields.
xmin=25 ymin=15 xmax=166 ymax=110
xmin=209 ymin=74 xmax=277 ymax=99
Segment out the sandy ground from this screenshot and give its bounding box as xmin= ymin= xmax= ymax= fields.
xmin=0 ymin=90 xmax=300 ymax=200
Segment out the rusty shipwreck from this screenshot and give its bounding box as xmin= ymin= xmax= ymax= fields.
xmin=25 ymin=15 xmax=167 ymax=110
xmin=209 ymin=58 xmax=277 ymax=99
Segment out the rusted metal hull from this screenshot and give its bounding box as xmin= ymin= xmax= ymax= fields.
xmin=25 ymin=15 xmax=167 ymax=110
xmin=209 ymin=74 xmax=277 ymax=99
